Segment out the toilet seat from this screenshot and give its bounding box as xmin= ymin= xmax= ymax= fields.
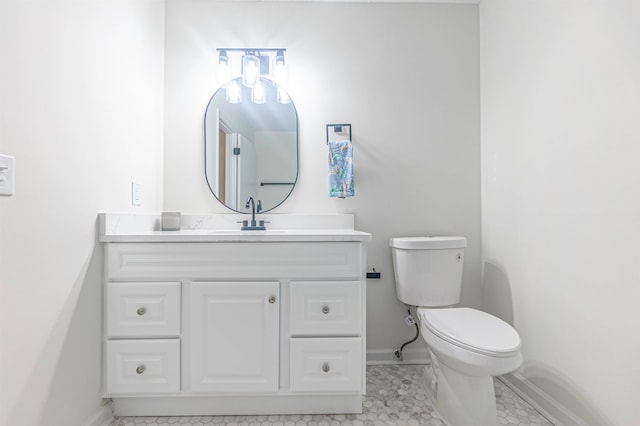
xmin=418 ymin=307 xmax=521 ymax=357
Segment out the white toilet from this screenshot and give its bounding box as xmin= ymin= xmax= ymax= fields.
xmin=389 ymin=236 xmax=522 ymax=426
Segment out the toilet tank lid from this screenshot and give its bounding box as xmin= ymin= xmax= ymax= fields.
xmin=389 ymin=236 xmax=467 ymax=250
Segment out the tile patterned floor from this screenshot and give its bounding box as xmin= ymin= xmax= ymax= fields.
xmin=112 ymin=364 xmax=553 ymax=426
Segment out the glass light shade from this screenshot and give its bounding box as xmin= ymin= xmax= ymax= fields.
xmin=218 ymin=51 xmax=231 ymax=83
xmin=242 ymin=54 xmax=260 ymax=87
xmin=277 ymin=87 xmax=291 ymax=104
xmin=273 ymin=53 xmax=288 ymax=86
xmin=226 ymin=80 xmax=242 ymax=104
xmin=251 ymin=80 xmax=266 ymax=104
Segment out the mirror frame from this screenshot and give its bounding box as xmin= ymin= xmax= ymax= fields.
xmin=203 ymin=78 xmax=299 ymax=213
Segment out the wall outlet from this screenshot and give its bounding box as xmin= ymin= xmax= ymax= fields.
xmin=131 ymin=182 xmax=142 ymax=206
xmin=0 ymin=154 xmax=15 ymax=196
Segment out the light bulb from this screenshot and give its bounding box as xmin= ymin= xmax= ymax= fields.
xmin=251 ymin=80 xmax=266 ymax=104
xmin=242 ymin=54 xmax=260 ymax=87
xmin=226 ymin=80 xmax=241 ymax=104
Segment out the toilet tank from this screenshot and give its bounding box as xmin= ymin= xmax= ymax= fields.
xmin=389 ymin=236 xmax=467 ymax=307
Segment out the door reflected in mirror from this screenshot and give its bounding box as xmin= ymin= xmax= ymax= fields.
xmin=204 ymin=77 xmax=298 ymax=212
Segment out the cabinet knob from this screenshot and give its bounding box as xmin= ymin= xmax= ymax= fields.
xmin=137 ymin=307 xmax=146 ymax=316
xmin=136 ymin=365 xmax=145 ymax=374
xmin=322 ymin=306 xmax=330 ymax=314
xmin=322 ymin=362 xmax=330 ymax=373
xmin=268 ymin=296 xmax=277 ymax=304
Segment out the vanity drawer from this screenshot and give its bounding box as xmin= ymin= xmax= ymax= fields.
xmin=289 ymin=338 xmax=362 ymax=392
xmin=106 ymin=339 xmax=180 ymax=395
xmin=290 ymin=281 xmax=361 ymax=336
xmin=106 ymin=282 xmax=181 ymax=337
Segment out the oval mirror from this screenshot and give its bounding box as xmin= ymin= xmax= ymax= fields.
xmin=204 ymin=77 xmax=299 ymax=213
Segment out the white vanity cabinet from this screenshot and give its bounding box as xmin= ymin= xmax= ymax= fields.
xmin=100 ymin=222 xmax=370 ymax=417
xmin=189 ymin=281 xmax=280 ymax=393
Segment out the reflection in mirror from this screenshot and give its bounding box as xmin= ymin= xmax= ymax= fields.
xmin=204 ymin=77 xmax=298 ymax=213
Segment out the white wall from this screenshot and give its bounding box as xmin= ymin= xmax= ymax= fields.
xmin=480 ymin=1 xmax=640 ymax=424
xmin=163 ymin=1 xmax=481 ymax=352
xmin=0 ymin=1 xmax=165 ymax=425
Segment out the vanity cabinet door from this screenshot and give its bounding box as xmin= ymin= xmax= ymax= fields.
xmin=189 ymin=282 xmax=280 ymax=393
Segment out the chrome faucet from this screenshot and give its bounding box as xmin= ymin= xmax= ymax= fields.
xmin=240 ymin=197 xmax=267 ymax=230
xmin=245 ymin=196 xmax=259 ymax=223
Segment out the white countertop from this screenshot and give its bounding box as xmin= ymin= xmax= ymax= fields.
xmin=98 ymin=213 xmax=372 ymax=243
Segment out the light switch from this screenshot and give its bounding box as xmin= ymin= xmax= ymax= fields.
xmin=0 ymin=154 xmax=15 ymax=196
xmin=131 ymin=181 xmax=142 ymax=206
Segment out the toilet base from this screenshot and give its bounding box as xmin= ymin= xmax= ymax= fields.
xmin=421 ymin=360 xmax=498 ymax=426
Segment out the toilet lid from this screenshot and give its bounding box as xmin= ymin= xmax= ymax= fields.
xmin=419 ymin=308 xmax=521 ymax=356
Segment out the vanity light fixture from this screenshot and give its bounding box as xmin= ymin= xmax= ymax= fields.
xmin=216 ymin=48 xmax=289 ymax=104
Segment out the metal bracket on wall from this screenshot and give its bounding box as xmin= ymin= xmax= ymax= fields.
xmin=326 ymin=123 xmax=352 ymax=143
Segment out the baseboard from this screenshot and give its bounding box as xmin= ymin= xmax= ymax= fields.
xmin=500 ymin=372 xmax=586 ymax=426
xmin=84 ymin=399 xmax=113 ymax=426
xmin=366 ymin=347 xmax=430 ymax=365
